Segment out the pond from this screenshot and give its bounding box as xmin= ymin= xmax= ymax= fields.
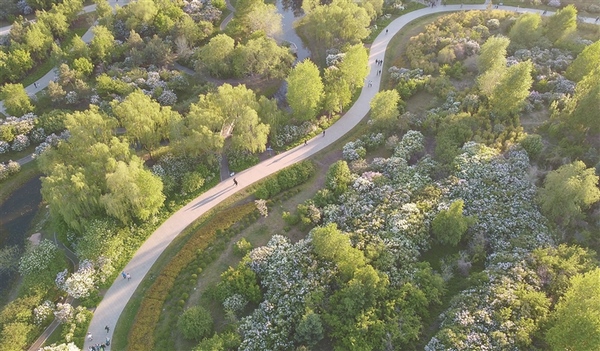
xmin=0 ymin=177 xmax=42 ymax=293
xmin=275 ymin=0 xmax=311 ymax=62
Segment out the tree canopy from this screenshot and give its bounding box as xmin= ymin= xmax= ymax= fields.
xmin=286 ymin=60 xmax=324 ymax=121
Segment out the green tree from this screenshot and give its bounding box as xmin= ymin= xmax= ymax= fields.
xmin=322 ymin=66 xmax=351 ymax=116
xmin=566 ymin=40 xmax=600 ymax=82
xmin=112 ymin=90 xmax=177 ymax=157
xmin=89 ymin=25 xmax=115 ymax=63
xmin=546 ymin=268 xmax=600 ymax=351
xmin=508 ymin=13 xmax=543 ymax=49
xmin=370 ymin=90 xmax=401 ymax=130
xmin=101 ymin=158 xmax=165 ymax=224
xmin=300 ymin=0 xmax=370 ymax=50
xmin=538 ymin=161 xmax=600 ymax=227
xmin=187 ymin=84 xmax=269 ymax=154
xmin=0 ymin=83 xmax=33 ymax=116
xmin=122 ymin=0 xmax=158 ymax=30
xmin=286 ymin=59 xmax=323 ymax=121
xmin=23 ymin=22 xmax=53 ymax=60
xmin=295 ymin=311 xmax=324 ymax=348
xmin=177 ymin=306 xmax=214 ymax=341
xmin=311 ymin=223 xmax=365 ymax=280
xmin=431 ymin=199 xmax=473 ymax=246
xmin=545 ymin=4 xmax=577 ymax=44
xmin=338 ymin=44 xmax=369 ymax=92
xmin=232 ymin=36 xmax=294 ymax=79
xmin=72 ymin=57 xmax=94 ymax=77
xmin=325 ymin=160 xmax=352 ymax=196
xmin=142 ymin=35 xmax=176 ymax=67
xmin=477 ymin=36 xmax=510 ymax=96
xmin=568 ymin=69 xmax=600 ymax=135
xmin=195 ymin=34 xmax=235 ymax=77
xmin=487 ymin=60 xmax=533 ymax=118
xmin=37 ymin=10 xmax=69 ymax=38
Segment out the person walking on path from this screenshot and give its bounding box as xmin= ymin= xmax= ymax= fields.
xmin=33 ymin=82 xmax=37 ymax=88
xmin=87 ymin=332 xmax=93 ymax=341
xmin=104 ymin=325 xmax=109 ymax=333
xmin=304 ymin=140 xmax=307 ymax=145
xmin=385 ymin=29 xmax=388 ymax=34
xmin=233 ymin=178 xmax=238 ymax=186
xmin=121 ymin=271 xmax=126 ymax=279
xmin=126 ymin=272 xmax=131 ymax=281
xmin=322 ymin=130 xmax=326 ymax=137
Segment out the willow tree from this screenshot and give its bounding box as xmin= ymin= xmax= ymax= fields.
xmin=286 ymin=60 xmax=324 ymax=121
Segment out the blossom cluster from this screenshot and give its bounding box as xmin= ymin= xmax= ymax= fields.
xmin=182 ymin=0 xmax=222 ymax=22
xmin=0 ymin=160 xmax=20 ymax=181
xmin=18 ymin=240 xmax=59 ymax=276
xmin=56 ymin=260 xmax=97 ymax=299
xmin=274 ymin=122 xmax=318 ymax=148
xmin=33 ymin=300 xmax=55 ymax=325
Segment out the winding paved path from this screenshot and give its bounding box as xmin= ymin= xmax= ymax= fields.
xmin=83 ymin=4 xmax=600 ymax=351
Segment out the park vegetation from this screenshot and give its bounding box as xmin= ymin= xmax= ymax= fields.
xmin=1 ymin=0 xmax=600 ymax=350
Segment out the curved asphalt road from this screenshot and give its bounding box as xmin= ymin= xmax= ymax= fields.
xmin=83 ymin=4 xmax=600 ymax=351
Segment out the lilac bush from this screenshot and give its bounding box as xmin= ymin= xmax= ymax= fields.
xmin=18 ymin=240 xmax=59 ymax=276
xmin=11 ymin=134 xmax=30 ymax=151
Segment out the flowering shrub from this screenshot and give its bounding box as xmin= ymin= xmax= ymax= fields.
xmin=342 ymin=139 xmax=366 ymax=161
xmin=57 ymin=260 xmax=97 ymax=299
xmin=157 ymin=89 xmax=177 ymax=106
xmin=54 ymin=302 xmax=75 ymax=323
xmin=0 ymin=141 xmax=9 ymax=154
xmin=30 ymin=128 xmax=46 ymax=143
xmin=255 ymin=199 xmax=268 ymax=217
xmin=39 ymin=343 xmax=81 ymax=351
xmin=0 ymin=160 xmax=20 ymax=181
xmin=33 ymin=300 xmax=55 ymax=325
xmin=274 ymin=122 xmax=318 ymax=148
xmin=223 ymin=293 xmax=248 ymax=315
xmin=11 ymin=134 xmax=30 ymax=151
xmin=18 ymin=240 xmax=59 ymax=276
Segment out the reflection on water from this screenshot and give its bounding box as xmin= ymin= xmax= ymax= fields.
xmin=0 ymin=176 xmax=42 ymax=293
xmin=275 ymin=0 xmax=311 ymax=62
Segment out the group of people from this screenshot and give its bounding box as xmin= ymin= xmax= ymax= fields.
xmin=121 ymin=271 xmax=131 ymax=280
xmin=87 ymin=330 xmax=110 ymax=351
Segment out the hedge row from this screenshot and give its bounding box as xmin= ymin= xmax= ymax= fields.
xmin=254 ymin=161 xmax=315 ymax=200
xmin=128 ymin=202 xmax=256 ymax=351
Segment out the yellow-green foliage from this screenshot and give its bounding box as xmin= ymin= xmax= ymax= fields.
xmin=127 ymin=202 xmax=256 ymax=351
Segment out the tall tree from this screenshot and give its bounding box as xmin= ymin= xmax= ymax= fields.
xmin=508 ymin=13 xmax=543 ymax=49
xmin=0 ymin=83 xmax=33 ymax=116
xmin=338 ymin=44 xmax=369 ymax=92
xmin=487 ymin=60 xmax=533 ymax=119
xmin=477 ymin=36 xmax=510 ymax=97
xmin=101 ymin=157 xmax=165 ymax=224
xmin=322 ymin=66 xmax=351 ymax=116
xmin=90 ymin=25 xmax=115 ymax=63
xmin=431 ymin=199 xmax=474 ymax=246
xmin=300 ymin=0 xmax=370 ymax=49
xmin=545 ymin=268 xmax=600 ymax=351
xmin=545 ymin=4 xmax=577 ymax=44
xmin=369 ymin=90 xmax=401 ymax=130
xmin=195 ymin=34 xmax=235 ymax=77
xmin=232 ymin=36 xmax=294 ymax=78
xmin=567 ymin=68 xmax=600 ymax=136
xmin=566 ymin=40 xmax=600 ymax=82
xmin=185 ymin=84 xmax=269 ymax=154
xmin=111 ymin=90 xmax=178 ymax=157
xmin=537 ymin=161 xmax=600 ymax=227
xmin=286 ymin=59 xmax=324 ymax=121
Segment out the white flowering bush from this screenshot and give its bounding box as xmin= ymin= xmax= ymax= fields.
xmin=157 ymin=89 xmax=177 ymax=106
xmin=54 ymin=302 xmax=75 ymax=323
xmin=30 ymin=128 xmax=46 ymax=143
xmin=0 ymin=141 xmax=9 ymax=154
xmin=11 ymin=134 xmax=30 ymax=151
xmin=18 ymin=240 xmax=59 ymax=276
xmin=223 ymin=293 xmax=248 ymax=315
xmin=34 ymin=300 xmax=55 ymax=325
xmin=0 ymin=160 xmax=21 ymax=181
xmin=342 ymin=139 xmax=366 ymax=162
xmin=274 ymin=122 xmax=318 ymax=148
xmin=39 ymin=343 xmax=81 ymax=351
xmin=58 ymin=260 xmax=97 ymax=299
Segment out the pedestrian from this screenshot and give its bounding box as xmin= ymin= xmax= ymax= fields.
xmin=87 ymin=332 xmax=93 ymax=341
xmin=322 ymin=130 xmax=325 ymax=137
xmin=33 ymin=82 xmax=37 ymax=88
xmin=105 ymin=325 xmax=110 ymax=333
xmin=596 ymin=17 xmax=599 ymax=23
xmin=233 ymin=178 xmax=238 ymax=186
xmin=378 ymin=69 xmax=381 ymax=75
xmin=106 ymin=337 xmax=111 ymax=346
xmin=126 ymin=272 xmax=131 ymax=281
xmin=304 ymin=140 xmax=307 ymax=145
xmin=121 ymin=271 xmax=126 ymax=279
xmin=385 ymin=29 xmax=388 ymax=34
